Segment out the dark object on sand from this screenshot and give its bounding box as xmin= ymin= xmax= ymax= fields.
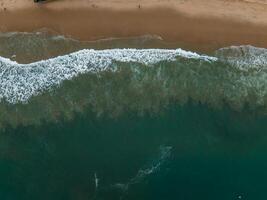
xmin=34 ymin=0 xmax=46 ymax=2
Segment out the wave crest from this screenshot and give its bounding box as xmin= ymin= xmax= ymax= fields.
xmin=0 ymin=49 xmax=215 ymax=104
xmin=1 ymin=46 xmax=267 ymax=128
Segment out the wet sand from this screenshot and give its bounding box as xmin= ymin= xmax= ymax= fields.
xmin=1 ymin=0 xmax=267 ymax=52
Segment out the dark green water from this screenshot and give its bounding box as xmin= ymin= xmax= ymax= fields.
xmin=1 ymin=104 xmax=267 ymax=200
xmin=1 ymin=31 xmax=267 ymax=200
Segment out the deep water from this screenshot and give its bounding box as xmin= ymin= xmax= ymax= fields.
xmin=1 ymin=104 xmax=267 ymax=200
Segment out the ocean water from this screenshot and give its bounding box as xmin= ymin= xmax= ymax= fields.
xmin=1 ymin=32 xmax=267 ymax=200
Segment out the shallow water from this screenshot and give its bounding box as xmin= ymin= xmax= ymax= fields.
xmin=0 ymin=31 xmax=267 ymax=200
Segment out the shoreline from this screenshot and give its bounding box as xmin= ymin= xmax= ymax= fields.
xmin=1 ymin=0 xmax=267 ymax=52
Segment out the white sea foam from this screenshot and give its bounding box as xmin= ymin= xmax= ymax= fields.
xmin=0 ymin=48 xmax=216 ymax=104
xmin=215 ymin=45 xmax=267 ymax=71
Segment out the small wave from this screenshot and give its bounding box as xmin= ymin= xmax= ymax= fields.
xmin=0 ymin=31 xmax=173 ymax=64
xmin=215 ymin=45 xmax=267 ymax=71
xmin=0 ymin=48 xmax=216 ymax=104
xmin=89 ymin=34 xmax=163 ymax=43
xmin=0 ymin=31 xmax=163 ymax=44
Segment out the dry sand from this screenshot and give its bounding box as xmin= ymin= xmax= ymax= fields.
xmin=0 ymin=0 xmax=267 ymax=51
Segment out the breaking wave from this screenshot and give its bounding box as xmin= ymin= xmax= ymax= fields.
xmin=0 ymin=48 xmax=215 ymax=104
xmin=1 ymin=45 xmax=267 ymax=128
xmin=215 ymin=45 xmax=267 ymax=71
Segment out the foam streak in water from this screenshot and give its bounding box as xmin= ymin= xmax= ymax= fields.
xmin=112 ymin=145 xmax=172 ymax=193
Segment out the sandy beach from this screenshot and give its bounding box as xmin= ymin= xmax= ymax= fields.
xmin=0 ymin=0 xmax=267 ymax=51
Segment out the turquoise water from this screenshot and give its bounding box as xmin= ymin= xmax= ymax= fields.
xmin=1 ymin=32 xmax=267 ymax=200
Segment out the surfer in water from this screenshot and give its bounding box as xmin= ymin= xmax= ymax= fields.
xmin=94 ymin=173 xmax=99 ymax=190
